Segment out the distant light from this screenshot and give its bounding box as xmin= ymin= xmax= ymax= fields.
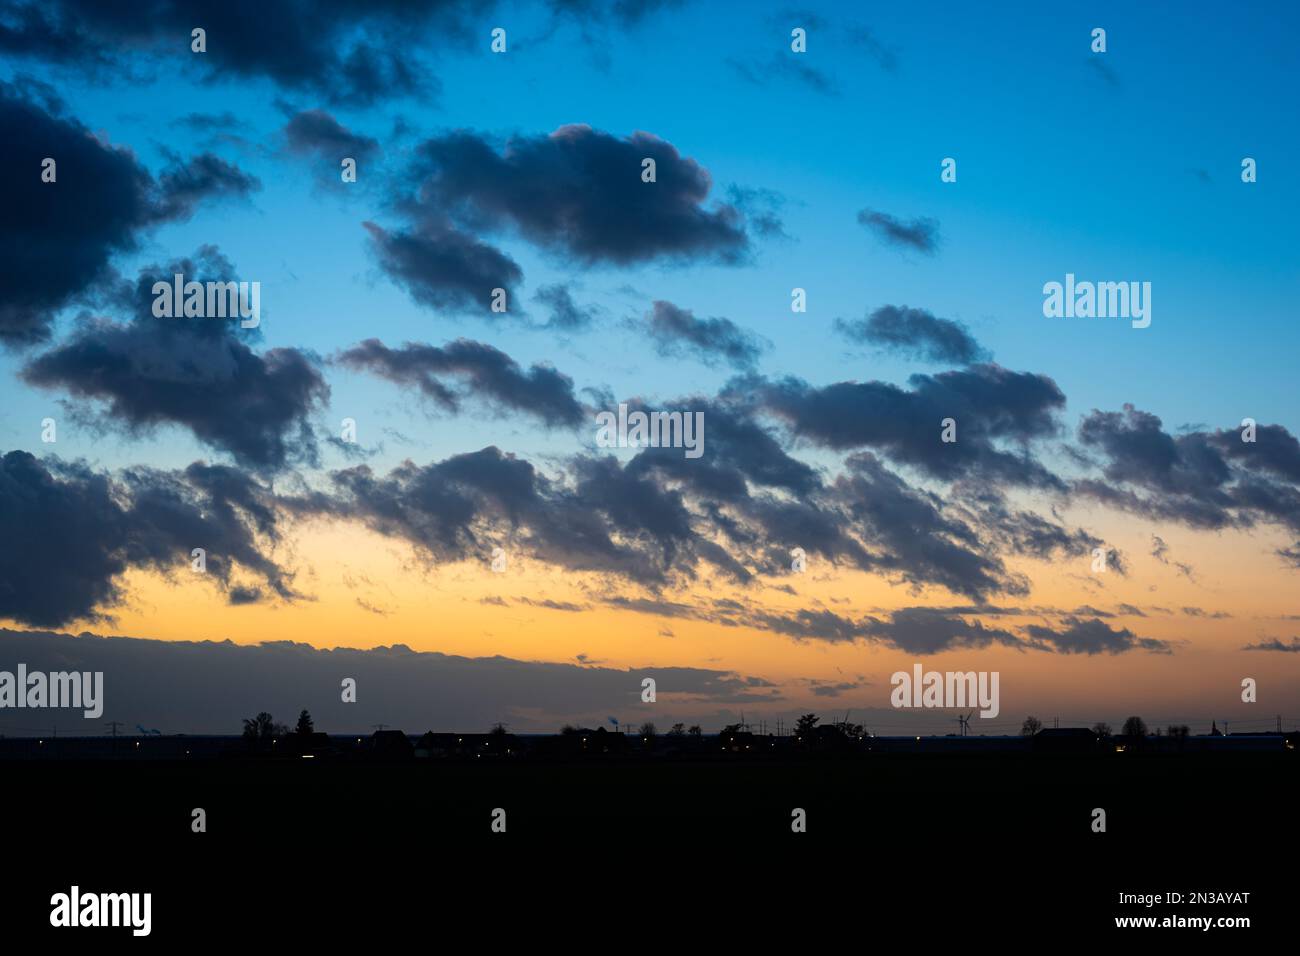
xmin=302 ymin=754 xmax=314 ymax=759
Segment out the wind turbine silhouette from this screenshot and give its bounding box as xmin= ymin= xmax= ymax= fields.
xmin=957 ymin=712 xmax=974 ymax=737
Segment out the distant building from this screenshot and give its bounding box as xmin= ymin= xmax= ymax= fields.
xmin=365 ymin=730 xmax=413 ymax=758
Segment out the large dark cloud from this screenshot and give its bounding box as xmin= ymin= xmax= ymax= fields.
xmin=828 ymin=453 xmax=1029 ymax=599
xmin=0 ymin=626 xmax=773 ymax=734
xmin=336 ymin=338 xmax=585 ymax=427
xmin=836 ymin=305 xmax=988 ymax=365
xmin=627 ymin=399 xmax=821 ymax=499
xmin=862 ymin=606 xmax=1023 ymax=654
xmin=1022 ymin=616 xmax=1172 ymax=655
xmin=297 ymin=447 xmax=700 ymax=584
xmin=301 ymin=416 xmax=1043 ymax=602
xmin=22 ymin=247 xmax=328 ymax=471
xmin=744 ymin=364 xmax=1067 ymax=488
xmin=403 ymin=124 xmax=753 ymax=266
xmin=0 ymin=81 xmax=256 ymax=345
xmin=1075 ymin=405 xmax=1300 ymax=541
xmin=644 ymin=300 xmax=766 ymax=369
xmin=0 ymin=0 xmax=490 ymax=105
xmin=0 ymin=452 xmax=296 ymax=627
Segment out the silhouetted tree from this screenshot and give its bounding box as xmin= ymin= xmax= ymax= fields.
xmin=687 ymin=725 xmax=702 ymax=737
xmin=560 ymin=724 xmax=578 ymax=735
xmin=1121 ymin=716 xmax=1148 ymax=738
xmin=256 ymin=712 xmax=276 ymax=739
xmin=296 ymin=709 xmax=314 ymax=737
xmin=242 ymin=717 xmax=259 ymax=741
xmin=1167 ymin=724 xmax=1190 ymax=745
xmin=490 ymin=722 xmax=509 ymax=737
xmin=668 ymin=723 xmax=686 ymax=737
xmin=1092 ymin=722 xmax=1112 ymax=738
xmin=832 ymin=719 xmax=864 ymax=737
xmin=1021 ymin=716 xmax=1043 ymax=736
xmin=794 ymin=714 xmax=820 ymax=738
xmin=638 ymin=722 xmax=657 ymax=738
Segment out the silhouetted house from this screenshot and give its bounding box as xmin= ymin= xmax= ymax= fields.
xmin=565 ymin=726 xmax=627 ymax=754
xmin=365 ymin=730 xmax=413 ymax=759
xmin=1032 ymin=728 xmax=1101 ymax=753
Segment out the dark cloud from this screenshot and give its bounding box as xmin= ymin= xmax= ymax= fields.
xmin=0 ymin=0 xmax=489 ymax=105
xmin=362 ymin=220 xmax=522 ymax=315
xmin=403 ymin=124 xmax=752 ymax=266
xmin=0 ymin=452 xmax=296 ymax=627
xmin=724 ymin=185 xmax=788 ymax=239
xmin=0 ymin=81 xmax=254 ymax=345
xmin=152 ymin=150 xmax=261 ymax=221
xmin=1023 ymin=617 xmax=1172 ymax=655
xmin=283 ymin=108 xmax=380 ymax=165
xmin=863 ymin=607 xmax=1023 ymax=654
xmin=296 ymin=447 xmax=694 ymax=584
xmin=857 ymin=207 xmax=940 ymax=254
xmin=644 ymin=300 xmax=767 ymax=369
xmin=835 ymin=305 xmax=988 ymax=365
xmin=830 ymin=453 xmax=1029 ymax=600
xmin=533 ymin=283 xmax=598 ymax=330
xmin=336 ymin=338 xmax=586 ymax=427
xmin=295 ymin=435 xmax=1024 ymax=601
xmin=22 ymin=247 xmax=329 ymax=471
xmin=745 ymin=364 xmax=1066 ymax=488
xmin=810 ymin=681 xmax=861 ymax=698
xmin=970 ymin=492 xmax=1119 ymax=571
xmin=628 ymin=399 xmax=821 ymax=499
xmin=845 ymin=24 xmax=899 ymax=72
xmin=1076 ymin=406 xmax=1300 ymax=539
xmin=1242 ymin=637 xmax=1300 ymax=652
xmin=0 ymin=626 xmax=772 ymax=733
xmin=727 ymin=55 xmax=838 ymax=94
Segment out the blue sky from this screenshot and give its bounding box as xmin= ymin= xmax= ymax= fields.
xmin=3 ymin=0 xmax=1295 ymax=477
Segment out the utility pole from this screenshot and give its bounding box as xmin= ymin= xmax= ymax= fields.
xmin=105 ymin=721 xmax=123 ymax=755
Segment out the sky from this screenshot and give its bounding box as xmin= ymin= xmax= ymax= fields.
xmin=1 ymin=0 xmax=1298 ymax=735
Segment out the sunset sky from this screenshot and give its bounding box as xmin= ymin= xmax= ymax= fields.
xmin=1 ymin=0 xmax=1298 ymax=734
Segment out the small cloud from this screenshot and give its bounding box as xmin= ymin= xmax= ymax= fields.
xmin=856 ymin=208 xmax=939 ymax=255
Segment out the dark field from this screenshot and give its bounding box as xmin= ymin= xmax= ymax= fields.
xmin=4 ymin=751 xmax=1292 ymax=939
